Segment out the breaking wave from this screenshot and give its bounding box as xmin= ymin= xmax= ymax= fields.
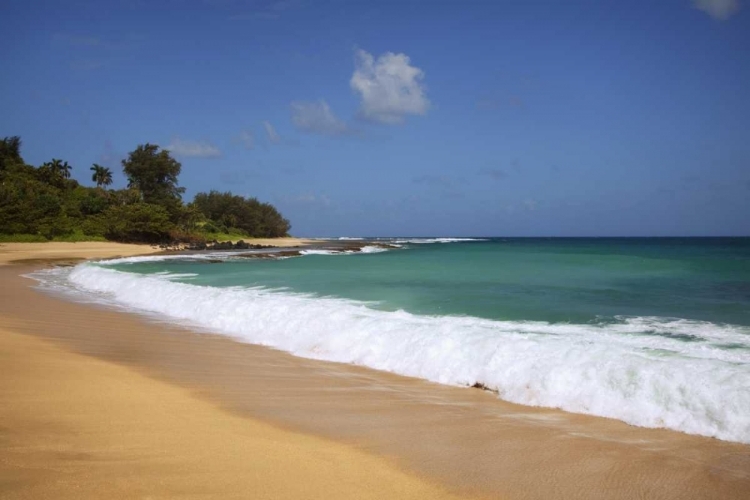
xmin=33 ymin=263 xmax=750 ymax=443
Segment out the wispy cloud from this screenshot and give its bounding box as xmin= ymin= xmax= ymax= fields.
xmin=290 ymin=100 xmax=350 ymax=136
xmin=165 ymin=137 xmax=221 ymax=158
xmin=350 ymin=49 xmax=430 ymax=124
xmin=234 ymin=129 xmax=255 ymax=150
xmin=693 ymin=0 xmax=741 ymax=20
xmin=412 ymin=174 xmax=455 ymax=188
xmin=263 ymin=121 xmax=281 ymax=144
xmin=478 ymin=168 xmax=508 ymax=181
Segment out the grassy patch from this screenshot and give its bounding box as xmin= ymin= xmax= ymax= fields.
xmin=199 ymin=232 xmax=250 ymax=242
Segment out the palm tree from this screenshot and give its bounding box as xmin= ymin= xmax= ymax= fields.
xmin=90 ymin=163 xmax=113 ymax=188
xmin=47 ymin=158 xmax=71 ymax=179
xmin=58 ymin=160 xmax=72 ymax=179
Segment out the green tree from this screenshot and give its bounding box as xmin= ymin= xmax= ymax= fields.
xmin=102 ymin=203 xmax=174 ymax=243
xmin=191 ymin=190 xmax=290 ymax=237
xmin=58 ymin=160 xmax=72 ymax=179
xmin=0 ymin=136 xmax=22 ymax=171
xmin=38 ymin=158 xmax=72 ymax=187
xmin=121 ymin=144 xmax=184 ymax=215
xmin=90 ymin=163 xmax=113 ymax=188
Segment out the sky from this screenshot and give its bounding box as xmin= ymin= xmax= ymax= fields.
xmin=1 ymin=0 xmax=749 ymax=237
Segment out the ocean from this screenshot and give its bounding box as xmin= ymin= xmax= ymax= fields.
xmin=33 ymin=237 xmax=750 ymax=443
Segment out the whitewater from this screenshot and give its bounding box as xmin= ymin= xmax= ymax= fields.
xmin=33 ymin=253 xmax=750 ymax=444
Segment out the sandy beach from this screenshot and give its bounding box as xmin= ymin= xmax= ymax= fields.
xmin=0 ymin=241 xmax=162 ymax=266
xmin=0 ymin=243 xmax=460 ymax=500
xmin=1 ymin=250 xmax=749 ymax=499
xmin=0 ymin=238 xmax=315 ymax=266
xmin=0 ymin=325 xmax=461 ymax=500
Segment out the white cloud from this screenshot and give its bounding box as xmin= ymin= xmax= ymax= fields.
xmin=350 ymin=49 xmax=430 ymax=124
xmin=164 ymin=137 xmax=221 ymax=158
xmin=263 ymin=121 xmax=281 ymax=143
xmin=236 ymin=129 xmax=255 ymax=149
xmin=693 ymin=0 xmax=741 ymax=20
xmin=290 ymin=100 xmax=349 ymax=135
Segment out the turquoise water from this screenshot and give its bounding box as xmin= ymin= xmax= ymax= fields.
xmin=110 ymin=237 xmax=750 ymax=327
xmin=39 ymin=237 xmax=750 ymax=442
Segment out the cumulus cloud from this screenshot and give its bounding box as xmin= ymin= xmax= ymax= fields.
xmin=290 ymin=100 xmax=350 ymax=135
xmin=693 ymin=0 xmax=741 ymax=20
xmin=350 ymin=49 xmax=430 ymax=124
xmin=164 ymin=137 xmax=221 ymax=158
xmin=263 ymin=121 xmax=281 ymax=143
xmin=235 ymin=129 xmax=255 ymax=150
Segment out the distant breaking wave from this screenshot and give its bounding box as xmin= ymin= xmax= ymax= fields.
xmin=300 ymin=245 xmax=390 ymax=256
xmin=391 ymin=237 xmax=489 ymax=244
xmin=32 ymin=263 xmax=750 ymax=444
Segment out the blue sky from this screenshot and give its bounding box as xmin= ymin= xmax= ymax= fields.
xmin=2 ymin=0 xmax=748 ymax=237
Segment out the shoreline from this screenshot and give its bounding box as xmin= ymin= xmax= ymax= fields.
xmin=1 ymin=260 xmax=749 ymax=498
xmin=0 ymin=238 xmax=316 ymax=266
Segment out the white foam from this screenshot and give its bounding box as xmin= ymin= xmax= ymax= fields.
xmin=359 ymin=245 xmax=389 ymax=254
xmin=299 ymin=249 xmax=345 ymax=256
xmin=101 ymin=251 xmax=252 ymax=265
xmin=33 ymin=264 xmax=750 ymax=444
xmin=300 ymin=246 xmax=390 ymax=256
xmin=157 ymin=272 xmax=200 ymax=280
xmin=393 ymin=238 xmax=489 ymax=244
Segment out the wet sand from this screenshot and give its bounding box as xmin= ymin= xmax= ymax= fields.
xmin=1 ymin=264 xmax=749 ymax=499
xmin=0 ymin=327 xmax=460 ymax=500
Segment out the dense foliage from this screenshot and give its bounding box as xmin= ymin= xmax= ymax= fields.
xmin=0 ymin=136 xmax=291 ymax=243
xmin=191 ymin=191 xmax=290 ymax=238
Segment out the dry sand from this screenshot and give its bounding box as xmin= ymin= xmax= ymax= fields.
xmin=0 ymin=238 xmax=314 ymax=266
xmin=1 ymin=258 xmax=749 ymax=499
xmin=0 ymin=242 xmax=161 ymax=266
xmin=0 ymin=327 xmax=460 ymax=500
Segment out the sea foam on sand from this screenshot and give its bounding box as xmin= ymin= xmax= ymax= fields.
xmin=34 ymin=263 xmax=750 ymax=444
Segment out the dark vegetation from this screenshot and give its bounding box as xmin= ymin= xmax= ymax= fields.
xmin=0 ymin=137 xmax=290 ymax=244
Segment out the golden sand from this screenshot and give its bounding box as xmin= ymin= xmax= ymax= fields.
xmin=1 ymin=261 xmax=748 ymax=499
xmin=0 ymin=242 xmax=161 ymax=266
xmin=0 ymin=326 xmax=461 ymax=500
xmin=0 ymin=238 xmax=313 ymax=266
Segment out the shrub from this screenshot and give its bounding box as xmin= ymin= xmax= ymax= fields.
xmin=102 ymin=203 xmax=174 ymax=243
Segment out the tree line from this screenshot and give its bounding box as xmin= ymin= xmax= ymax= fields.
xmin=0 ymin=137 xmax=291 ymax=243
